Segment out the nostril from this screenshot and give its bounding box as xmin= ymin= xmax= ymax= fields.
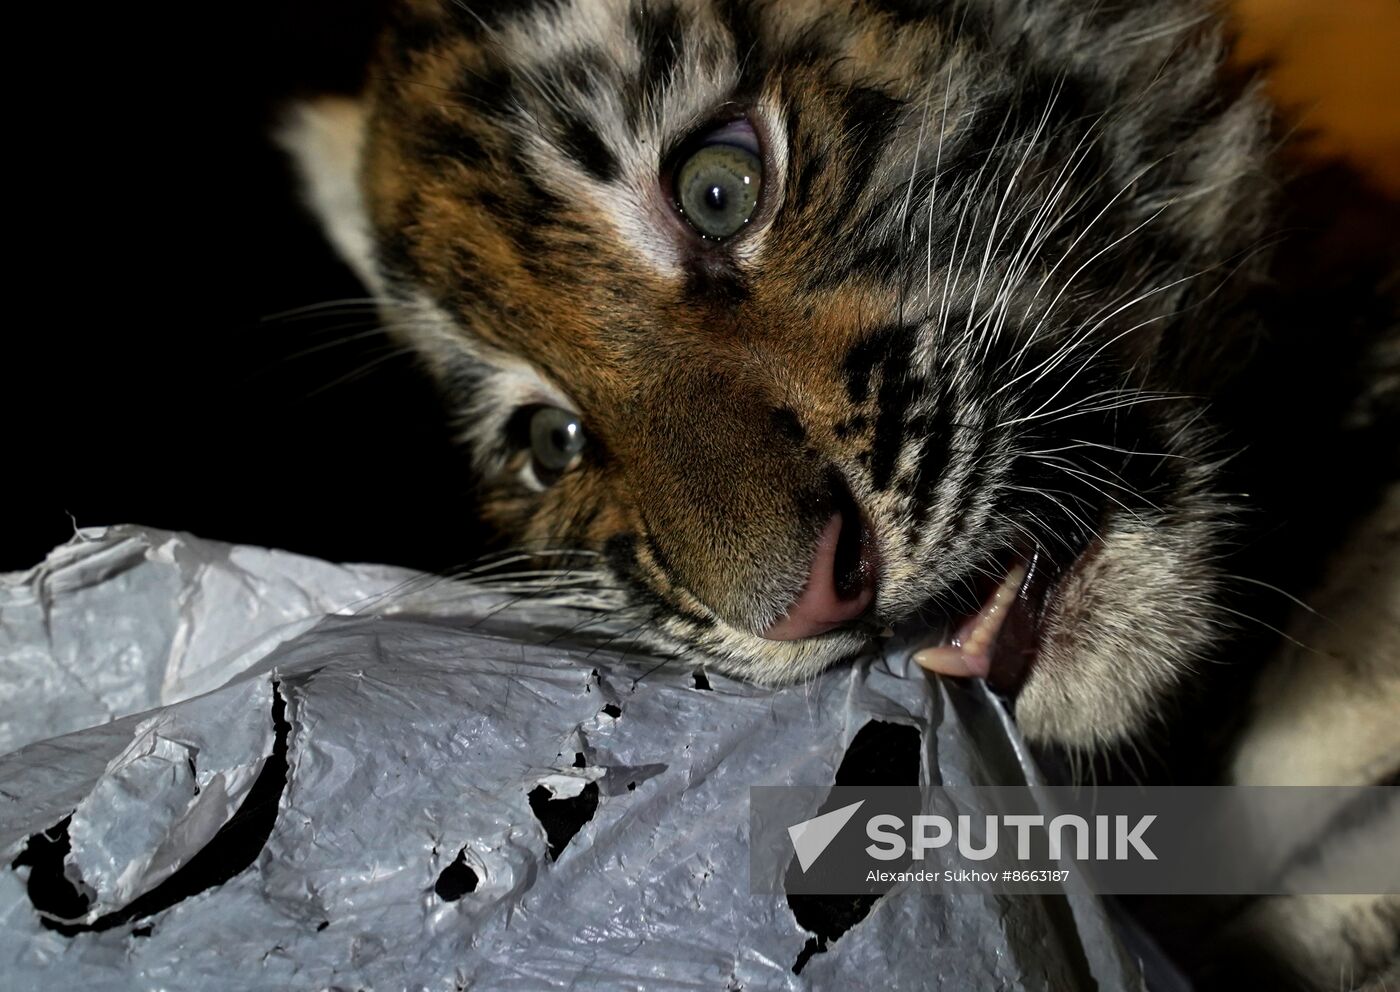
xmin=760 ymin=474 xmax=879 ymax=641
xmin=831 ymin=479 xmax=877 ymax=601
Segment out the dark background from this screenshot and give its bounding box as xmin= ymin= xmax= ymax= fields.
xmin=9 ymin=0 xmax=485 ymax=573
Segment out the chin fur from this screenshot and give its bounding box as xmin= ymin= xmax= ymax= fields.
xmin=1016 ymin=494 xmax=1228 ymax=748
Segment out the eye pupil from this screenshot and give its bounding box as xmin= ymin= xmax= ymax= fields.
xmin=703 ymin=184 xmax=726 ymax=212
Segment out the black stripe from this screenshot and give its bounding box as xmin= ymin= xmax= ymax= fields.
xmin=630 ymin=1 xmax=685 ymax=128
xmin=510 ymin=150 xmax=568 ymax=225
xmin=856 ymin=0 xmax=940 ymax=25
xmin=910 ymin=387 xmax=954 ymax=527
xmin=869 ymin=347 xmax=920 ymax=491
xmin=714 ymin=0 xmax=766 ymax=91
xmin=453 ymin=63 xmax=517 ymax=120
xmin=603 ymin=533 xmax=649 ymax=597
xmin=833 ymin=85 xmax=905 ymax=219
xmin=682 ymin=258 xmax=750 ymax=303
xmin=603 ymin=533 xmax=714 ymax=629
xmin=416 ymin=117 xmax=490 ymax=167
xmin=672 ymin=608 xmax=717 ymax=631
xmin=841 ymin=322 xmax=907 ymax=405
xmin=770 ymin=407 xmax=807 ymax=444
xmin=552 ymin=49 xmax=613 ymax=95
xmin=833 ymin=414 xmax=868 ymax=440
xmin=642 ymin=532 xmax=680 ymax=588
xmin=558 ymin=113 xmax=619 ymax=183
xmin=944 ymin=434 xmax=996 ymax=546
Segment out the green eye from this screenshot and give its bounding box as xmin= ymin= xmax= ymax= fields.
xmin=528 ymin=406 xmax=586 ymax=485
xmin=674 ymin=120 xmax=763 ymax=240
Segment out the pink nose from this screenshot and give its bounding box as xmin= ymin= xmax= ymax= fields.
xmin=761 ymin=511 xmax=878 ymax=640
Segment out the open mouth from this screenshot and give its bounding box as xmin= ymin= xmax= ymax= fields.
xmin=911 ymin=539 xmax=1098 ymax=698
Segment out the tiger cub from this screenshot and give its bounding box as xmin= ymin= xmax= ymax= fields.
xmin=281 ymin=0 xmax=1399 ymax=987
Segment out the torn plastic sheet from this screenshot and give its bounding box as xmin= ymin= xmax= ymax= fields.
xmin=1 ymin=525 xmax=1147 ymax=990
xmin=0 ymin=526 xmax=422 ymax=755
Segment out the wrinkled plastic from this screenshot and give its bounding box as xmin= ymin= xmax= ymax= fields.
xmin=0 ymin=525 xmax=1146 ymax=990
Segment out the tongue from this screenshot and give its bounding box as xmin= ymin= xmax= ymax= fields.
xmin=912 ymin=564 xmax=1027 ymax=679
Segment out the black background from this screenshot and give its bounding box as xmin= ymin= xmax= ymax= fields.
xmin=10 ymin=0 xmax=485 ymax=573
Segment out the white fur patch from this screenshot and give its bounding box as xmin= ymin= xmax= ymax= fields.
xmin=275 ymin=97 xmax=380 ymax=293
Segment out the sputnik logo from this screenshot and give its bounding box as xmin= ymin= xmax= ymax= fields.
xmin=787 ymin=800 xmax=866 ymax=872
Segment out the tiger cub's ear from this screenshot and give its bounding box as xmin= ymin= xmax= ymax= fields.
xmin=275 ymin=96 xmax=380 ymax=294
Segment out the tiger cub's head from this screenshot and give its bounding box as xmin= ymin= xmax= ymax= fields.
xmin=285 ymin=0 xmax=1273 ymax=749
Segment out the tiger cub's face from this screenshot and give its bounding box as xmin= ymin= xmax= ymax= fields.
xmin=288 ymin=0 xmax=1273 ymax=749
